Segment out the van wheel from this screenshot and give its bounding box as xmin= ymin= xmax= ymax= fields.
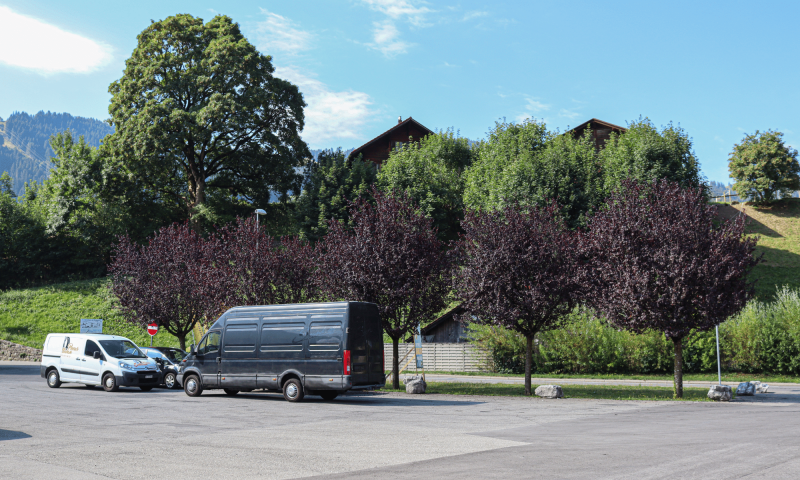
xmin=102 ymin=373 xmax=119 ymax=392
xmin=140 ymin=386 xmax=154 ymax=392
xmin=184 ymin=375 xmax=203 ymax=397
xmin=282 ymin=378 xmax=304 ymax=402
xmin=164 ymin=372 xmax=177 ymax=389
xmin=224 ymin=389 xmax=239 ymax=396
xmin=46 ymin=369 xmax=61 ymax=388
xmin=320 ymin=391 xmax=339 ymax=401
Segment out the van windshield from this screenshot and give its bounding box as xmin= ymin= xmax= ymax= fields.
xmin=99 ymin=340 xmax=146 ymax=359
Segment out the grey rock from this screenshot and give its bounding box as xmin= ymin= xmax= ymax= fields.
xmin=404 ymin=376 xmax=426 ymax=394
xmin=534 ymin=385 xmax=564 ymax=399
xmin=757 ymin=383 xmax=770 ymax=393
xmin=707 ymin=385 xmax=732 ymax=402
xmin=736 ymin=382 xmax=755 ymax=396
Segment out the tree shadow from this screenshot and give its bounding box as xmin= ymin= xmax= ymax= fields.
xmin=0 ymin=429 xmax=31 ymax=441
xmin=715 ymin=205 xmax=781 ymax=238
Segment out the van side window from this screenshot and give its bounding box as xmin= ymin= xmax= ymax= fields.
xmin=199 ymin=331 xmax=221 ymax=355
xmin=84 ymin=340 xmax=102 ymax=358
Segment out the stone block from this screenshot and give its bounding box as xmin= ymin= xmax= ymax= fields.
xmin=736 ymin=382 xmax=755 ymax=396
xmin=534 ymin=385 xmax=563 ymax=399
xmin=707 ymin=385 xmax=732 ymax=401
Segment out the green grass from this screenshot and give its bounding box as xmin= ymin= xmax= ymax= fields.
xmin=0 ymin=278 xmax=181 ymax=350
xmin=718 ymin=198 xmax=800 ymax=301
xmin=380 ymin=382 xmax=716 ymax=401
xmin=416 ymin=371 xmax=800 ymax=384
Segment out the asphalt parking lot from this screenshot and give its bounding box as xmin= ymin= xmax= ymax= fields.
xmin=2 ymin=363 xmax=800 ymax=479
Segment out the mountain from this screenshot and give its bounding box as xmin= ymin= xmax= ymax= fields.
xmin=0 ymin=111 xmax=113 ymax=195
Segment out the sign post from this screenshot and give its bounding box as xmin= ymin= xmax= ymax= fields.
xmin=80 ymin=319 xmax=103 ymax=334
xmin=147 ymin=323 xmax=158 ymax=347
xmin=414 ymin=324 xmax=425 ymax=381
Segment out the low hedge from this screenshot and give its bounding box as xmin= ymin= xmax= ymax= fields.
xmin=469 ymin=287 xmax=800 ymax=375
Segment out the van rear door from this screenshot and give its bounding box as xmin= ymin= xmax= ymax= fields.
xmin=347 ymin=303 xmax=385 ymax=386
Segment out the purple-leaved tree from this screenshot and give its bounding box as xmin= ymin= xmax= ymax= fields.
xmin=109 ymin=222 xmax=224 ymax=350
xmin=453 ymin=203 xmax=583 ymax=395
xmin=585 ymin=179 xmax=760 ymax=397
xmin=316 ymin=188 xmax=451 ymax=389
xmin=214 ymin=217 xmax=317 ymax=307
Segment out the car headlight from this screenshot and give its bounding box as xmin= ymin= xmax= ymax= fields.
xmin=119 ymin=362 xmax=134 ymax=371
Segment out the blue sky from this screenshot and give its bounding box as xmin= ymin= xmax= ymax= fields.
xmin=1 ymin=0 xmax=798 ymax=183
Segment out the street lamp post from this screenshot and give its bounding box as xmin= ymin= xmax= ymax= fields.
xmin=254 ymin=209 xmax=266 ymax=248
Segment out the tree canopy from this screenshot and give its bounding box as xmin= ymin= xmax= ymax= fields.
xmin=106 ymin=14 xmax=310 ymax=219
xmin=728 ymin=130 xmax=800 ymax=203
xmin=599 ymin=117 xmax=703 ymax=197
xmin=378 ymin=129 xmax=474 ymax=241
xmin=295 ymin=150 xmax=376 ymax=242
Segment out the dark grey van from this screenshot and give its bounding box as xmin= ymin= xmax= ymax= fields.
xmin=176 ymin=302 xmax=385 ymax=402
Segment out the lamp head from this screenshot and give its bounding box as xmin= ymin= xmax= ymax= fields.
xmin=254 ymin=209 xmax=267 ymax=215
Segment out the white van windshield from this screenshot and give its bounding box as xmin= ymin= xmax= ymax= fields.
xmin=99 ymin=340 xmax=147 ymax=359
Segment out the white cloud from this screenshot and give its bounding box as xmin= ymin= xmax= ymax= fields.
xmin=369 ymin=21 xmax=413 ymax=57
xmin=254 ymin=9 xmax=313 ymax=56
xmin=275 ymin=66 xmax=376 ymax=148
xmin=359 ymin=0 xmax=433 ymax=27
xmin=0 ymin=6 xmax=112 ymax=75
xmin=525 ymin=98 xmax=551 ymax=113
xmin=462 ymin=11 xmax=489 ymax=21
xmin=558 ymin=108 xmax=580 ymax=120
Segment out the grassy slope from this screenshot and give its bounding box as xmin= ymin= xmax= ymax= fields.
xmin=717 ymin=198 xmax=800 ymax=301
xmin=0 ymin=278 xmax=181 ymax=350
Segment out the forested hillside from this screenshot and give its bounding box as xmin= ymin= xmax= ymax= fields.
xmin=0 ymin=111 xmax=113 ymax=195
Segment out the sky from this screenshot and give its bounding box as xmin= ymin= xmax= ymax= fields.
xmin=1 ymin=0 xmax=798 ymax=183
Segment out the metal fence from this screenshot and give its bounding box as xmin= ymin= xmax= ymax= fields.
xmin=383 ymin=343 xmax=491 ymax=373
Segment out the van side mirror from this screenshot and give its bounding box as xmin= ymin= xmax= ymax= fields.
xmin=190 ymin=344 xmax=197 ymax=355
xmin=93 ymin=351 xmax=102 ymax=360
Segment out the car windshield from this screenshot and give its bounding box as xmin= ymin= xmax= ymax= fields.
xmin=99 ymin=340 xmax=146 ymax=359
xmin=168 ymin=349 xmax=188 ymax=361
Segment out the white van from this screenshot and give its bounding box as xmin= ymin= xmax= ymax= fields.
xmin=40 ymin=333 xmax=162 ymax=392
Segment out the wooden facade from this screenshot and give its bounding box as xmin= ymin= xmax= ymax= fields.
xmin=348 ymin=116 xmax=433 ymax=166
xmin=409 ymin=305 xmax=469 ymax=343
xmin=568 ymin=118 xmax=627 ymax=150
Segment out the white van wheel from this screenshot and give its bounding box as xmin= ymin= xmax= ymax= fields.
xmin=103 ymin=373 xmax=119 ymax=392
xmin=47 ymin=369 xmax=61 ymax=388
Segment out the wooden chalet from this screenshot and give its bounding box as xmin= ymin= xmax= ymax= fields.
xmin=568 ymin=118 xmax=627 ymax=150
xmin=348 ymin=116 xmax=433 ymax=166
xmin=408 ymin=305 xmax=469 ymax=343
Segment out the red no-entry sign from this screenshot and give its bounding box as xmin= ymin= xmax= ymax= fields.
xmin=147 ymin=323 xmax=158 ymax=336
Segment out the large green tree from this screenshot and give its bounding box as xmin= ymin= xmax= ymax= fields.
xmin=728 ymin=130 xmax=800 ymax=203
xmin=295 ymin=149 xmax=377 ymax=242
xmin=463 ymin=119 xmax=602 ymax=228
xmin=378 ymin=129 xmax=475 ymax=241
xmin=599 ymin=117 xmax=703 ymax=198
xmin=106 ymin=14 xmax=310 ymax=220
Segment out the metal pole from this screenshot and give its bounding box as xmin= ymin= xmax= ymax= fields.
xmin=151 ymin=334 xmax=153 ymax=347
xmin=715 ymin=325 xmax=721 ymax=386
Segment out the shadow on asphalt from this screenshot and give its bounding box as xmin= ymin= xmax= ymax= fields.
xmin=0 ymin=365 xmax=40 ymax=376
xmin=0 ymin=429 xmax=31 ymax=441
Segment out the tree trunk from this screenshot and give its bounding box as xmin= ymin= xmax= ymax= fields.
xmin=672 ymin=336 xmax=684 ymax=399
xmin=393 ymin=338 xmax=400 ymax=390
xmin=525 ymin=334 xmax=533 ymax=396
xmin=178 ymin=334 xmax=186 ymax=352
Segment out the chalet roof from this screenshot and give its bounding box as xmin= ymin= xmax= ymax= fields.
xmin=348 ymin=116 xmax=434 ymax=160
xmin=568 ymin=118 xmax=627 ymax=134
xmin=421 ymin=304 xmax=466 ymax=336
